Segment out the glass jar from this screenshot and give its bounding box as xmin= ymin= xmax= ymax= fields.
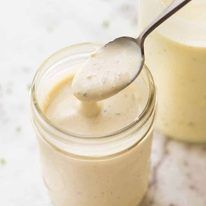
xmin=139 ymin=0 xmax=206 ymax=142
xmin=30 ymin=43 xmax=156 ymax=206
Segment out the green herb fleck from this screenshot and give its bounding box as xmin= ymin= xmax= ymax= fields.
xmin=16 ymin=126 xmax=22 ymax=133
xmin=188 ymin=122 xmax=195 ymax=127
xmin=0 ymin=158 xmax=6 ymax=166
xmin=102 ymin=20 xmax=110 ymax=29
xmin=83 ymin=93 xmax=87 ymax=97
xmin=27 ymin=84 xmax=31 ymax=91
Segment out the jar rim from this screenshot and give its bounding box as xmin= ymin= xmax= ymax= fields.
xmin=31 ymin=43 xmax=156 ymax=141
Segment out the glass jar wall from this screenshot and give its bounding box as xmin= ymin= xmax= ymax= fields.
xmin=31 ymin=43 xmax=156 ymax=206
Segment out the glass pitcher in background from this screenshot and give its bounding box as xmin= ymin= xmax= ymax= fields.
xmin=138 ymin=0 xmax=206 ymax=142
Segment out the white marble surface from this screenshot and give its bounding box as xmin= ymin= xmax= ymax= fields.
xmin=0 ymin=0 xmax=206 ymax=206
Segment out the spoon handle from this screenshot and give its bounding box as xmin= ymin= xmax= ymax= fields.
xmin=137 ymin=0 xmax=192 ymax=54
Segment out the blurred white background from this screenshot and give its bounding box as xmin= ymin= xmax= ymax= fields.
xmin=0 ymin=0 xmax=137 ymax=205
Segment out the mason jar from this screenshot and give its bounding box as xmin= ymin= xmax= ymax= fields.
xmin=139 ymin=0 xmax=206 ymax=142
xmin=30 ymin=43 xmax=156 ymax=206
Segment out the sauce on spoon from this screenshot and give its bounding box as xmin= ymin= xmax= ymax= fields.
xmin=72 ymin=38 xmax=142 ymax=101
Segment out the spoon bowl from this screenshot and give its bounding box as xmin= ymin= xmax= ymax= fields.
xmin=72 ymin=37 xmax=143 ymax=101
xmin=72 ymin=0 xmax=192 ymax=102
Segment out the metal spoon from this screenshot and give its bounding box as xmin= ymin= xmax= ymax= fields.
xmin=72 ymin=0 xmax=192 ymax=101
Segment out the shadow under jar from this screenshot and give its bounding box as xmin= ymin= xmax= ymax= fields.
xmin=31 ymin=43 xmax=156 ymax=206
xmin=139 ymin=0 xmax=206 ymax=143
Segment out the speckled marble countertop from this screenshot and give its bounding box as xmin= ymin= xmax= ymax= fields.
xmin=0 ymin=0 xmax=206 ymax=206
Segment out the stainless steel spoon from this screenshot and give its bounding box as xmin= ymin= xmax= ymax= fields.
xmin=106 ymin=0 xmax=192 ymax=82
xmin=72 ymin=0 xmax=192 ymax=102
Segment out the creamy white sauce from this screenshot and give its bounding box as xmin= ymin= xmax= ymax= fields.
xmin=44 ymin=75 xmax=144 ymax=136
xmin=72 ymin=38 xmax=142 ymax=101
xmin=140 ymin=0 xmax=206 ymax=142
